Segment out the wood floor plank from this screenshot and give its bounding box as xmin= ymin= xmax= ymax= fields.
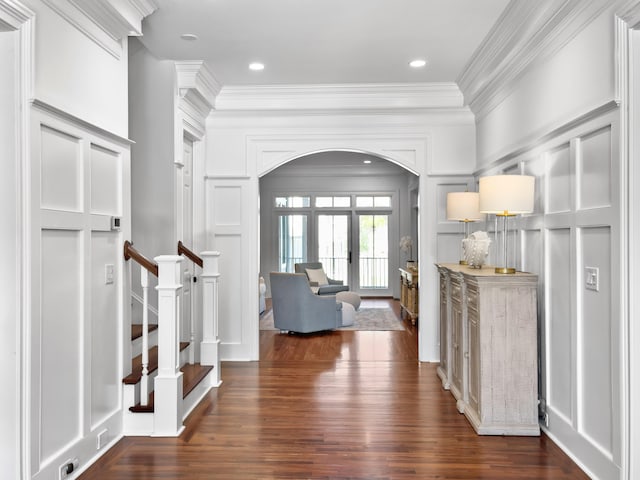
xmin=81 ymin=299 xmax=587 ymax=479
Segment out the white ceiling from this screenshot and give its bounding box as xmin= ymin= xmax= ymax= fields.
xmin=140 ymin=0 xmax=511 ymax=86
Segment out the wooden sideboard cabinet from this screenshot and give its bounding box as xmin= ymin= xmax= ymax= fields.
xmin=399 ymin=267 xmax=418 ymax=325
xmin=436 ymin=263 xmax=539 ymax=436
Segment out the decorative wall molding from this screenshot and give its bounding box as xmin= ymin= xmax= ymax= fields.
xmin=0 ymin=0 xmax=34 ymax=31
xmin=214 ymin=83 xmax=465 ymax=111
xmin=458 ymin=0 xmax=618 ymax=119
xmin=31 ymin=99 xmax=134 ymax=146
xmin=41 ymin=0 xmax=158 ymax=59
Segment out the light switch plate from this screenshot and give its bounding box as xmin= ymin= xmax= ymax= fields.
xmin=105 ymin=264 xmax=115 ymax=285
xmin=585 ymin=266 xmax=599 ymax=292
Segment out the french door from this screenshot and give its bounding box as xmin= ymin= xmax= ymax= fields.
xmin=275 ymin=195 xmax=392 ymax=295
xmin=316 ymin=212 xmax=390 ymax=295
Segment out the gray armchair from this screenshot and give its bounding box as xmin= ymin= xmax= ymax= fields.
xmin=294 ymin=262 xmax=350 ymax=295
xmin=270 ymin=272 xmax=343 ymax=333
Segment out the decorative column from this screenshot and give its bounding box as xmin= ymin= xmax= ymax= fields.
xmin=200 ymin=251 xmax=222 ymax=386
xmin=153 ymin=255 xmax=184 ymax=436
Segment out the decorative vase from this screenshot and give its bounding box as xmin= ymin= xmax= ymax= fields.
xmin=462 ymin=231 xmax=491 ymax=269
xmin=406 ymin=260 xmax=417 ymax=270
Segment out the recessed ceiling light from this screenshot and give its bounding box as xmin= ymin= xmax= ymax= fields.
xmin=249 ymin=62 xmax=265 ymax=71
xmin=363 ymin=160 xmax=372 ymax=164
xmin=180 ymin=33 xmax=198 ymax=41
xmin=409 ymin=59 xmax=427 ymax=68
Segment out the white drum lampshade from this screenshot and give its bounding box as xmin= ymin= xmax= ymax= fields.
xmin=446 ymin=191 xmax=485 ymax=221
xmin=479 ymin=175 xmax=535 ymax=215
xmin=447 ymin=191 xmax=484 ymax=265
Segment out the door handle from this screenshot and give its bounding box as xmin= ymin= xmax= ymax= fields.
xmin=349 ymin=251 xmax=352 ymax=264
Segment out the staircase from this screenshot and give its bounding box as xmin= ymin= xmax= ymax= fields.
xmin=122 ymin=241 xmax=222 ymax=436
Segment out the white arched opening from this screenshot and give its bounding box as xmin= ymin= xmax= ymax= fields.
xmin=205 ymin=128 xmax=463 ymax=364
xmin=258 ymin=149 xmax=420 ymax=345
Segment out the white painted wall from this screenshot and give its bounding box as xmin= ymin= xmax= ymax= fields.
xmin=477 ymin=6 xmax=616 ymax=167
xmin=22 ymin=0 xmax=129 ymax=136
xmin=473 ymin=5 xmax=627 ymax=479
xmin=128 ymin=38 xmax=176 ymax=259
xmin=204 ymin=108 xmax=476 ymax=362
xmin=0 ymin=28 xmax=20 ymax=480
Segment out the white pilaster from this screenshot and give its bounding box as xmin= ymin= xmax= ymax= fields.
xmin=153 ymin=255 xmax=184 ymax=436
xmin=200 ymin=251 xmax=222 ymax=386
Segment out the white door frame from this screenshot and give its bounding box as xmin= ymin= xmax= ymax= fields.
xmin=0 ymin=3 xmax=34 ymax=478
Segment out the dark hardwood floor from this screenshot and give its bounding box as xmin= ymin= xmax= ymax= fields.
xmin=80 ymin=299 xmax=588 ymax=479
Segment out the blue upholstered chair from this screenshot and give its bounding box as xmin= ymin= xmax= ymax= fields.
xmin=270 ymin=272 xmax=344 ymax=333
xmin=294 ymin=262 xmax=350 ymax=296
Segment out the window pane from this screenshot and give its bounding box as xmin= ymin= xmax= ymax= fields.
xmin=333 ymin=196 xmax=351 ymax=207
xmin=278 ymin=215 xmax=307 ymax=272
xmin=359 ymin=214 xmax=388 ymax=289
xmin=374 ymin=196 xmax=391 ymax=207
xmin=356 ymin=196 xmax=374 ymax=207
xmin=315 ymin=197 xmax=332 ymax=208
xmin=317 ymin=215 xmax=349 ymax=284
xmin=275 ymin=196 xmax=310 ymax=208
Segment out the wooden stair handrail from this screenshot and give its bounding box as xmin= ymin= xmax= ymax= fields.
xmin=177 ymin=241 xmax=203 ymax=268
xmin=124 ymin=240 xmax=158 ymax=277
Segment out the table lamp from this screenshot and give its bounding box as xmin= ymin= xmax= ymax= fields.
xmin=446 ymin=191 xmax=484 ymax=265
xmin=479 ymin=175 xmax=535 ymax=274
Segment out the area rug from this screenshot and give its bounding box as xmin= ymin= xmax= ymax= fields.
xmin=260 ymin=307 xmax=405 ymax=332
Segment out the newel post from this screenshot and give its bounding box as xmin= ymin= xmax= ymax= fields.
xmin=153 ymin=255 xmax=184 ymax=436
xmin=200 ymin=251 xmax=222 ymax=386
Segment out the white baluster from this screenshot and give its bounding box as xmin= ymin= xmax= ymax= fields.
xmin=200 ymin=251 xmax=222 ymax=386
xmin=140 ymin=268 xmax=149 ymax=406
xmin=153 ymin=255 xmax=184 ymax=436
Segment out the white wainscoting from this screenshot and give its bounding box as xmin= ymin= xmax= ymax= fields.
xmin=480 ymin=108 xmax=621 ymax=480
xmin=29 ymin=104 xmax=130 ymax=480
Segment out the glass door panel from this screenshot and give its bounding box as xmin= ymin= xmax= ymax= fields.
xmin=317 ymin=214 xmax=349 ymax=284
xmin=278 ymin=214 xmax=307 ymax=272
xmin=358 ymin=214 xmax=389 ymax=290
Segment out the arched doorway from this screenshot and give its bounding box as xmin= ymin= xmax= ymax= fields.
xmin=259 ymin=150 xmax=418 ymax=301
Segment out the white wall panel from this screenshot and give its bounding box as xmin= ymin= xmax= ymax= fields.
xmin=40 ymin=125 xmax=82 ymax=212
xmin=579 ymin=226 xmax=613 ymax=455
xmin=40 ymin=229 xmax=82 ymax=463
xmin=213 ymin=187 xmax=242 ymax=226
xmin=522 ymin=229 xmax=542 ymax=276
xmin=28 ymin=0 xmax=129 ymax=136
xmin=579 ymin=127 xmax=611 ymax=210
xmin=437 ymin=233 xmax=462 ymax=264
xmin=90 ymin=232 xmax=119 ymax=428
xmin=546 ymin=144 xmax=572 ymax=214
xmin=546 ymin=228 xmax=573 ymax=422
xmin=216 ymin=234 xmax=243 ymax=345
xmin=90 ymin=144 xmax=121 ymax=216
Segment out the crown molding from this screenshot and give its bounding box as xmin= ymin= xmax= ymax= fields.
xmin=214 ymin=83 xmax=464 ymax=111
xmin=619 ymin=0 xmax=640 ymax=26
xmin=0 ymin=1 xmax=35 ymax=31
xmin=41 ymin=0 xmax=158 ymax=59
xmin=458 ymin=0 xmax=617 ymax=119
xmin=176 ymin=61 xmax=221 ymax=116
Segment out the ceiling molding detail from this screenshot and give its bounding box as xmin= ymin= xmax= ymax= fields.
xmin=42 ymin=0 xmax=158 ymax=59
xmin=175 ymin=61 xmax=221 ymax=119
xmin=458 ymin=0 xmax=619 ymax=119
xmin=68 ymin=0 xmax=158 ymax=37
xmin=0 ymin=1 xmax=35 ymax=31
xmin=619 ymin=0 xmax=640 ymax=27
xmin=214 ymin=83 xmax=465 ymax=111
